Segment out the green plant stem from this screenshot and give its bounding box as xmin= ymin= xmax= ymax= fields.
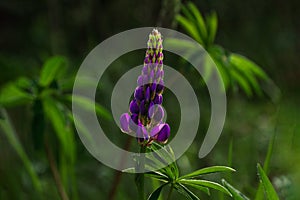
xmin=166 ymin=184 xmax=174 ymax=200
xmin=135 ymin=145 xmax=146 ymax=200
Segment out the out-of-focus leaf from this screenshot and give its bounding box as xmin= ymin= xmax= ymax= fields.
xmin=222 ymin=179 xmax=250 ymax=200
xmin=0 ymin=83 xmax=33 ymax=107
xmin=230 ymin=54 xmax=268 ymax=80
xmin=255 ymin=131 xmax=277 ymax=200
xmin=175 ymin=183 xmax=200 ymax=200
xmin=39 ymin=56 xmax=67 ymax=87
xmin=206 ymin=11 xmax=218 ymax=45
xmin=179 ymin=179 xmax=232 ymax=196
xmin=15 ymin=77 xmax=33 ymax=91
xmin=257 ymin=163 xmax=279 ymax=200
xmin=180 ymin=166 xmax=235 ymax=179
xmin=65 ymin=95 xmax=112 ymax=121
xmin=43 ymin=97 xmax=75 ymax=163
xmin=147 ymin=184 xmax=167 ymax=200
xmin=176 ymin=15 xmax=203 ymax=45
xmin=230 ymin=70 xmax=253 ymax=97
xmin=0 ymin=109 xmax=42 ymax=193
xmin=187 ymin=2 xmax=207 ymax=43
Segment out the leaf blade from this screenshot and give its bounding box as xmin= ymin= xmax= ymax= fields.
xmin=180 ymin=166 xmax=235 ymax=179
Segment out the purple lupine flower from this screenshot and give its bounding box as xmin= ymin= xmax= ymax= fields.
xmin=120 ymin=29 xmax=170 ymax=145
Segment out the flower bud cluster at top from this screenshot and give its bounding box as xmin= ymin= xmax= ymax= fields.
xmin=120 ymin=29 xmax=170 ymax=145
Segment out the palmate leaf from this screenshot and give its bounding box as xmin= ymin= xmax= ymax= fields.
xmin=175 ymin=183 xmax=200 ymax=200
xmin=180 ymin=181 xmax=210 ymax=196
xmin=179 ymin=179 xmax=232 ymax=196
xmin=147 ymin=183 xmax=167 ymax=200
xmin=176 ymin=15 xmax=203 ymax=45
xmin=186 ymin=2 xmax=207 ymax=42
xmin=230 ymin=69 xmax=253 ymax=97
xmin=229 ymin=54 xmax=268 ymax=80
xmin=149 ymin=142 xmax=179 ymax=180
xmin=206 ymin=11 xmax=218 ymax=45
xmin=179 ymin=166 xmax=235 ymax=179
xmin=39 ymin=56 xmax=67 ymax=87
xmin=257 ymin=163 xmax=280 ymax=200
xmin=222 ymin=179 xmax=250 ymax=200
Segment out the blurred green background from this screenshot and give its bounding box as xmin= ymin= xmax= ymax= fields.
xmin=0 ymin=0 xmax=299 ymax=199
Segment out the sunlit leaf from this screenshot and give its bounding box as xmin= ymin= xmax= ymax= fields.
xmin=222 ymin=179 xmax=250 ymax=200
xmin=176 ymin=15 xmax=203 ymax=45
xmin=206 ymin=11 xmax=218 ymax=45
xmin=187 ymin=2 xmax=207 ymax=43
xmin=179 ymin=166 xmax=235 ymax=179
xmin=39 ymin=56 xmax=67 ymax=87
xmin=257 ymin=163 xmax=279 ymax=200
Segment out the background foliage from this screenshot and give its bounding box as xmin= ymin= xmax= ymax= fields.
xmin=0 ymin=0 xmax=299 ymax=199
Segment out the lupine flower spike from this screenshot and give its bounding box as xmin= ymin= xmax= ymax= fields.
xmin=120 ymin=29 xmax=170 ymax=145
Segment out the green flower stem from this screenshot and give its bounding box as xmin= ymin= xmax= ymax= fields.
xmin=135 ymin=145 xmax=146 ymax=200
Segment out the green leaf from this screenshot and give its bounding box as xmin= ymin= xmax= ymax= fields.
xmin=175 ymin=183 xmax=200 ymax=200
xmin=222 ymin=179 xmax=250 ymax=200
xmin=257 ymin=163 xmax=279 ymax=200
xmin=149 ymin=142 xmax=179 ymax=180
xmin=43 ymin=97 xmax=76 ymax=163
xmin=39 ymin=56 xmax=67 ymax=87
xmin=176 ymin=15 xmax=204 ymax=45
xmin=147 ymin=184 xmax=167 ymax=200
xmin=230 ymin=69 xmax=253 ymax=97
xmin=0 ymin=109 xmax=42 ymax=193
xmin=230 ymin=54 xmax=268 ymax=80
xmin=206 ymin=11 xmax=218 ymax=45
xmin=145 ymin=171 xmax=169 ymax=182
xmin=0 ymin=83 xmax=33 ymax=107
xmin=255 ymin=132 xmax=276 ymax=200
xmin=181 ymin=181 xmax=210 ymax=196
xmin=187 ymin=2 xmax=207 ymax=43
xmin=65 ymin=95 xmax=112 ymax=121
xmin=180 ymin=166 xmax=235 ymax=179
xmin=179 ymin=179 xmax=232 ymax=196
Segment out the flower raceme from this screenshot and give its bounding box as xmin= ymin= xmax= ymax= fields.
xmin=120 ymin=29 xmax=170 ymax=145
